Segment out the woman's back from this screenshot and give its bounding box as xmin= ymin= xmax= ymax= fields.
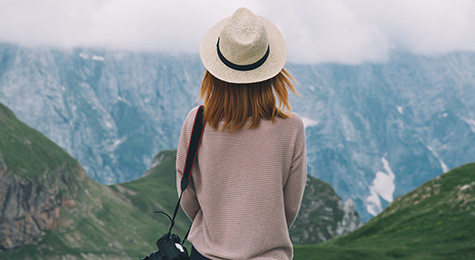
xmin=177 ymin=107 xmax=306 ymax=259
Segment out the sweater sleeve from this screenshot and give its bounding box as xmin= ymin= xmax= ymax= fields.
xmin=283 ymin=117 xmax=307 ymax=228
xmin=176 ymin=107 xmax=201 ymax=220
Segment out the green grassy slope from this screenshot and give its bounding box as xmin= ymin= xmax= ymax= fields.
xmin=5 ymin=101 xmax=473 ymax=259
xmin=294 ymin=163 xmax=475 ymax=260
xmin=0 ymin=103 xmax=77 ymax=180
xmin=0 ymin=104 xmax=177 ymax=259
xmin=1 ymin=180 xmax=170 ymax=259
xmin=110 ymin=150 xmax=193 ymax=239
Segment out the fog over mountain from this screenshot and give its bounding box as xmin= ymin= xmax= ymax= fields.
xmin=1 ymin=1 xmax=474 ymax=64
xmin=0 ymin=43 xmax=474 ymax=221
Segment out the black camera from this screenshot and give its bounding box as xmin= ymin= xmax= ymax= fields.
xmin=141 ymin=233 xmax=189 ymax=260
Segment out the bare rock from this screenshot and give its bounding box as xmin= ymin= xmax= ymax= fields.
xmin=0 ymin=153 xmax=80 ymax=250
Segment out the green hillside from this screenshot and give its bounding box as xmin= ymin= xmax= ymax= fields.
xmin=1 ymin=180 xmax=172 ymax=259
xmin=0 ymin=103 xmax=77 ymax=180
xmin=4 ymin=99 xmax=474 ymax=260
xmin=110 ymin=150 xmax=193 ymax=239
xmin=294 ymin=163 xmax=475 ymax=260
xmin=0 ymin=103 xmax=174 ymax=259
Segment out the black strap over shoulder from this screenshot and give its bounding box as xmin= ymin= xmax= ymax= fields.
xmin=181 ymin=105 xmax=205 ymax=191
xmin=169 ymin=106 xmax=205 ymax=239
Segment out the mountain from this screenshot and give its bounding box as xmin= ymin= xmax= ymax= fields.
xmin=0 ymin=103 xmax=177 ymax=259
xmin=293 ymin=163 xmax=475 ymax=260
xmin=0 ymin=103 xmax=85 ymax=251
xmin=1 ymin=42 xmax=475 ymax=221
xmin=290 ymin=52 xmax=475 ymax=221
xmin=0 ymin=103 xmax=360 ymax=258
xmin=0 ymin=43 xmax=203 ymax=184
xmin=290 ymin=175 xmax=361 ymax=244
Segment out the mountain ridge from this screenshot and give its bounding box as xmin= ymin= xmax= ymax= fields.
xmin=1 ymin=43 xmax=474 ymax=222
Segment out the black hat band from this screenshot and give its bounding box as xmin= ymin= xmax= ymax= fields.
xmin=216 ymin=37 xmax=270 ymax=71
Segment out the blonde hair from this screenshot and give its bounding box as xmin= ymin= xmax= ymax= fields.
xmin=200 ymin=68 xmax=298 ymax=133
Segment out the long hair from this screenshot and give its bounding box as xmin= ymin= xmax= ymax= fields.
xmin=200 ymin=68 xmax=298 ymax=133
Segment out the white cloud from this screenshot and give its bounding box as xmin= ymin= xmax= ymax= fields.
xmin=0 ymin=0 xmax=474 ymax=64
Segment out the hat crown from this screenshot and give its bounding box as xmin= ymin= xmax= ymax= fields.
xmin=200 ymin=7 xmax=286 ymax=83
xmin=219 ymin=8 xmax=269 ymax=66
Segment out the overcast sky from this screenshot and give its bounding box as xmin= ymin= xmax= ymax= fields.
xmin=1 ymin=0 xmax=474 ymax=64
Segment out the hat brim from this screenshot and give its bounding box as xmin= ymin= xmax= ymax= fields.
xmin=200 ymin=15 xmax=287 ymax=84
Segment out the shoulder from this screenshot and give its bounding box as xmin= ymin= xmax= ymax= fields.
xmin=184 ymin=106 xmax=201 ymax=123
xmin=279 ymin=111 xmax=305 ymax=130
xmin=187 ymin=106 xmax=201 ymax=118
xmin=287 ymin=112 xmax=304 ymax=124
xmin=180 ymin=106 xmax=202 ymax=133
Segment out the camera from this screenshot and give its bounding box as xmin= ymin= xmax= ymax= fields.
xmin=141 ymin=233 xmax=189 ymax=260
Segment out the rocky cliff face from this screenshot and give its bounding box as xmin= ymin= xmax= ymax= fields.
xmin=0 ymin=44 xmax=202 ymax=184
xmin=0 ymin=157 xmax=59 ymax=249
xmin=0 ymin=103 xmax=87 ymax=251
xmin=0 ymin=152 xmax=84 ymax=250
xmin=290 ymin=175 xmax=361 ymax=244
xmin=1 ymin=44 xmax=474 ymax=221
xmin=289 ymin=52 xmax=475 ymax=221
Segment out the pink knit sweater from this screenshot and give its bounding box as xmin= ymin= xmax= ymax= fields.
xmin=176 ymin=106 xmax=307 ymax=260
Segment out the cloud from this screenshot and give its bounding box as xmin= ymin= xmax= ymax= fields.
xmin=0 ymin=0 xmax=474 ymax=64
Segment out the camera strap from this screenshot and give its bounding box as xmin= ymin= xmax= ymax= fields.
xmin=169 ymin=105 xmax=205 ymax=240
xmin=180 ymin=105 xmax=206 ymax=191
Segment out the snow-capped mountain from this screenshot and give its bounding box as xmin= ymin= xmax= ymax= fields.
xmin=1 ymin=43 xmax=474 ymax=221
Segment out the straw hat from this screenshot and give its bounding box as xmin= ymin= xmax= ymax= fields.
xmin=200 ymin=7 xmax=287 ymax=84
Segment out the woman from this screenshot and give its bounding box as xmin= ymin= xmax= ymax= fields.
xmin=176 ymin=7 xmax=307 ymax=260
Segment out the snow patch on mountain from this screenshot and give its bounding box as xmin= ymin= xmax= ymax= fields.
xmin=92 ymin=55 xmax=105 ymax=61
xmin=79 ymin=52 xmax=105 ymax=61
xmin=463 ymin=118 xmax=475 ymax=134
xmin=366 ymin=157 xmax=396 ymax=216
xmin=109 ymin=137 xmax=127 ymax=152
xmin=79 ymin=53 xmax=89 ymax=59
xmin=340 ymin=114 xmax=356 ymax=141
xmin=427 ymin=146 xmax=449 ymax=173
xmin=397 ymin=106 xmax=404 ymax=114
xmin=301 ymin=117 xmax=319 ymax=128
